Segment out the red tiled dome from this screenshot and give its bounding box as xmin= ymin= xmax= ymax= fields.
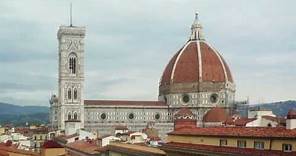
xmin=160 ymin=41 xmax=233 ymax=87
xmin=160 ymin=14 xmax=233 ymax=88
xmin=287 ymin=109 xmax=296 ymax=119
xmin=203 ymin=107 xmax=228 ymax=122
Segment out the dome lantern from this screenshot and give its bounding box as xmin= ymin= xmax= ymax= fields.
xmin=190 ymin=12 xmax=205 ymax=41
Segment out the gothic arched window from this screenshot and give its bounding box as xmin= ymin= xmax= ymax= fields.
xmin=73 ymin=112 xmax=78 ymax=120
xmin=74 ymin=89 xmax=78 ymax=100
xmin=68 ymin=112 xmax=72 ymax=120
xmin=69 ymin=53 xmax=77 ymax=74
xmin=68 ymin=88 xmax=72 ymax=99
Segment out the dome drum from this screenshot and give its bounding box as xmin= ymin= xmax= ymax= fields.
xmin=161 ymin=91 xmax=234 ymax=108
xmin=159 ymin=81 xmax=232 ymax=96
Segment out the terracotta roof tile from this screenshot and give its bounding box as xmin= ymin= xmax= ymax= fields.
xmin=160 ymin=40 xmax=234 ymax=87
xmin=0 ymin=150 xmax=8 ymax=156
xmin=174 ymin=107 xmax=194 ymax=118
xmin=160 ymin=49 xmax=181 ymax=86
xmin=234 ymin=118 xmax=256 ymax=126
xmin=221 ymin=56 xmax=233 ymax=82
xmin=66 ymin=140 xmax=106 ymax=154
xmin=108 ymin=142 xmax=166 ymax=155
xmin=169 ymin=127 xmax=296 ymax=139
xmin=0 ymin=145 xmax=39 ymax=156
xmin=203 ymin=107 xmax=228 ymax=122
xmin=173 ymin=42 xmax=199 ymax=83
xmin=43 ymin=140 xmax=63 ymax=148
xmin=201 ymin=42 xmax=225 ymax=82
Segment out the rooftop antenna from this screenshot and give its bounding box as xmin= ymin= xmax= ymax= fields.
xmin=70 ymin=3 xmax=73 ymax=27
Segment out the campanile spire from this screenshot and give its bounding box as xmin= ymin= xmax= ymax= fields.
xmin=190 ymin=12 xmax=205 ymax=41
xmin=70 ymin=3 xmax=73 ymax=27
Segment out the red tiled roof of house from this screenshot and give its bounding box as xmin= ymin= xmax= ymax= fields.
xmin=162 ymin=142 xmax=296 ymax=156
xmin=224 ymin=117 xmax=235 ymax=125
xmin=169 ymin=127 xmax=296 ymax=139
xmin=66 ymin=140 xmax=106 ymax=154
xmin=43 ymin=140 xmax=63 ymax=148
xmin=108 ymin=142 xmax=166 ymax=156
xmin=203 ymin=107 xmax=228 ymax=122
xmin=234 ymin=118 xmax=256 ymax=126
xmin=84 ymin=100 xmax=167 ymax=107
xmin=0 ymin=150 xmax=8 ymax=156
xmin=0 ymin=145 xmax=39 ymax=156
xmin=31 ymin=127 xmax=49 ymax=134
xmin=14 ymin=127 xmax=31 ymax=136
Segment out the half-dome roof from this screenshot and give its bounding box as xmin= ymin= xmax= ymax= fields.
xmin=203 ymin=107 xmax=228 ymax=122
xmin=174 ymin=107 xmax=196 ymax=121
xmin=160 ymin=14 xmax=233 ymax=87
xmin=175 ymin=107 xmax=194 ymax=118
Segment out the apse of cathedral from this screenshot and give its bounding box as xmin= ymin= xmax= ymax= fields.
xmin=49 ymin=13 xmax=235 ymax=137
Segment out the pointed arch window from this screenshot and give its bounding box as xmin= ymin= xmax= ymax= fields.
xmin=69 ymin=53 xmax=77 ymax=74
xmin=68 ymin=88 xmax=72 ymax=100
xmin=73 ymin=112 xmax=78 ymax=120
xmin=74 ymin=88 xmax=78 ymax=100
xmin=68 ymin=112 xmax=72 ymax=120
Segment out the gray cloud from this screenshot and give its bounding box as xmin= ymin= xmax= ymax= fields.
xmin=0 ymin=0 xmax=296 ymax=106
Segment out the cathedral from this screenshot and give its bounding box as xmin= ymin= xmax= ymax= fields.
xmin=49 ymin=13 xmax=236 ymax=137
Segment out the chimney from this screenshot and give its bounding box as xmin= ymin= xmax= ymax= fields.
xmin=286 ymin=109 xmax=296 ymax=130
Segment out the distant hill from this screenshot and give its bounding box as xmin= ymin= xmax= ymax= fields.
xmin=251 ymin=100 xmax=296 ymax=117
xmin=0 ymin=102 xmax=49 ymax=126
xmin=0 ymin=102 xmax=48 ymax=115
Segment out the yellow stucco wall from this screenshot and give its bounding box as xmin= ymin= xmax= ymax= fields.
xmin=272 ymin=140 xmax=296 ymax=151
xmin=167 ymin=135 xmax=296 ymax=151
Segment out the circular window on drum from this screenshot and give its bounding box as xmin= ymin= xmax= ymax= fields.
xmin=128 ymin=113 xmax=134 ymax=120
xmin=210 ymin=93 xmax=219 ymax=103
xmin=100 ymin=113 xmax=107 ymax=120
xmin=182 ymin=94 xmax=190 ymax=104
xmin=155 ymin=113 xmax=160 ymax=120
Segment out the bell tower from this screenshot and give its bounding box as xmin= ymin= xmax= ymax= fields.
xmin=56 ymin=25 xmax=86 ymax=130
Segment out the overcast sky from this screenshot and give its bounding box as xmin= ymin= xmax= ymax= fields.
xmin=0 ymin=0 xmax=295 ymax=106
